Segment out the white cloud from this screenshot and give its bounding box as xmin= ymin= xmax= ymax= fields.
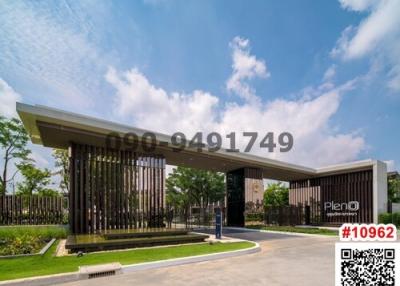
xmin=385 ymin=160 xmax=396 ymax=172
xmin=0 ymin=1 xmax=110 ymax=108
xmin=28 ymin=145 xmax=51 ymax=169
xmin=332 ymin=0 xmax=400 ymax=92
xmin=339 ymin=0 xmax=378 ymax=12
xmin=216 ymin=82 xmax=364 ymax=167
xmin=0 ymin=78 xmax=22 ymax=118
xmin=387 ymin=56 xmax=400 ymax=91
xmin=108 ymin=42 xmax=365 ymax=168
xmin=226 ymin=37 xmax=270 ymax=102
xmin=323 ymin=65 xmax=337 ymax=82
xmin=143 ymin=0 xmax=168 ymax=5
xmin=330 ymin=26 xmax=355 ymax=58
xmin=342 ymin=1 xmax=399 ymax=59
xmin=106 ymin=67 xmax=219 ymax=136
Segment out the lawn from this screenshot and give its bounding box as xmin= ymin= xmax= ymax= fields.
xmin=247 ymin=225 xmax=338 ymax=236
xmin=0 ymin=225 xmax=68 ymax=240
xmin=0 ymin=240 xmax=254 ymax=281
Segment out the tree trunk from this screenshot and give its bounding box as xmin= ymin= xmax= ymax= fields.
xmin=1 ymin=155 xmax=8 ymax=195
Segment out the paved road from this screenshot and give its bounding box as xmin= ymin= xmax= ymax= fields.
xmin=60 ymin=229 xmax=337 ymax=286
xmin=194 ymin=227 xmax=301 ymax=241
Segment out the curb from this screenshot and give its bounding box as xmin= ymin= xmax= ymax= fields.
xmin=0 ymin=272 xmax=79 ymax=286
xmin=225 ymin=227 xmax=338 ymax=238
xmin=0 ymin=242 xmax=260 ymax=286
xmin=39 ymin=239 xmax=57 ymax=255
xmin=123 ymin=241 xmax=260 ymax=273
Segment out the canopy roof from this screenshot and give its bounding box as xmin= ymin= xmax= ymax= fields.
xmin=17 ymin=103 xmax=378 ymax=181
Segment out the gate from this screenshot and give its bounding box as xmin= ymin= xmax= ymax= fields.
xmin=0 ymin=195 xmax=67 ymax=225
xmin=264 ymin=206 xmax=305 ymax=226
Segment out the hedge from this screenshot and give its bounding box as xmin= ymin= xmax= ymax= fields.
xmin=378 ymin=212 xmax=400 ymax=226
xmin=245 ymin=212 xmax=264 ymax=222
xmin=0 ymin=225 xmax=68 ymax=256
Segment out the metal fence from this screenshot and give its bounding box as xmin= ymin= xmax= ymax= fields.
xmin=0 ymin=195 xmax=68 ymax=225
xmin=245 ymin=205 xmax=307 ymax=226
xmin=264 ymin=205 xmax=306 ymax=225
xmin=170 ymin=205 xmax=307 ymax=228
xmin=167 ymin=205 xmax=225 ymax=229
xmin=0 ymin=194 xmax=224 ymax=229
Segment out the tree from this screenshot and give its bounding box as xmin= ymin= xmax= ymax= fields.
xmin=263 ymin=182 xmax=289 ymax=209
xmin=16 ymin=163 xmax=52 ymax=196
xmin=388 ymin=177 xmax=400 ymax=203
xmin=0 ymin=117 xmax=31 ymax=194
xmin=166 ymin=167 xmax=225 ymax=211
xmin=52 ymin=149 xmax=69 ymax=194
xmin=37 ymin=188 xmax=61 ymax=197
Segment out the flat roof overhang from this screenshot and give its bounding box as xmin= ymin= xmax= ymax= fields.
xmin=16 ymin=103 xmax=378 ymax=181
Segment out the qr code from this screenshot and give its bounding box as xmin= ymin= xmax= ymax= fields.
xmin=336 ymin=243 xmax=398 ymax=286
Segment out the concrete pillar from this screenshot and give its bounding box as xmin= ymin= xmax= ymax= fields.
xmin=373 ymin=160 xmax=388 ymax=223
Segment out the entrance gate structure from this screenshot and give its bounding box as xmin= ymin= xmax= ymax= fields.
xmin=17 ymin=103 xmax=388 ymax=232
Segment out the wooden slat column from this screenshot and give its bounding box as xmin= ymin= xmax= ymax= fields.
xmin=69 ymin=143 xmax=165 ymax=234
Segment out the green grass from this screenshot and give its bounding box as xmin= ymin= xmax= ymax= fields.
xmin=0 ymin=241 xmax=254 ymax=281
xmin=0 ymin=225 xmax=68 ymax=240
xmin=247 ymin=225 xmax=338 ymax=236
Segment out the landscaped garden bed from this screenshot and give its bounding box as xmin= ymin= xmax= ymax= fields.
xmin=0 ymin=225 xmax=68 ymax=256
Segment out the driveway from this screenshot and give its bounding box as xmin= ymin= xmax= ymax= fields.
xmin=194 ymin=227 xmax=302 ymax=241
xmin=60 ymin=229 xmax=337 ymax=286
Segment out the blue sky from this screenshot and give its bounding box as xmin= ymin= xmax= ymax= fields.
xmin=0 ymin=0 xmax=399 ymax=183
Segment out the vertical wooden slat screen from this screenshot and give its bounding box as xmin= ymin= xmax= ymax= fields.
xmin=0 ymin=195 xmax=66 ymax=225
xmin=69 ymin=143 xmax=166 ymax=234
xmin=289 ymin=170 xmax=373 ymax=225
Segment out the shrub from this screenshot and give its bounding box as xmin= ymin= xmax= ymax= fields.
xmin=62 ymin=213 xmax=69 ymax=225
xmin=245 ymin=212 xmax=264 ymax=222
xmin=379 ymin=213 xmax=393 ymax=224
xmin=393 ymin=212 xmax=400 ymax=226
xmin=0 ymin=226 xmax=68 ymax=256
xmin=0 ymin=235 xmax=42 ymax=256
xmin=378 ymin=212 xmax=400 ymax=226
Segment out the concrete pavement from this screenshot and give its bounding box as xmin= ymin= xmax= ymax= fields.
xmin=195 ymin=227 xmax=303 ymax=241
xmin=59 ymin=229 xmax=337 ymax=286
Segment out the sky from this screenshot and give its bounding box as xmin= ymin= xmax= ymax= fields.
xmin=0 ymin=0 xmax=400 ymax=190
